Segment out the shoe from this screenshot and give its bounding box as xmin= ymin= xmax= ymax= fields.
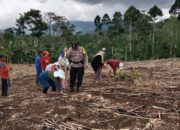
xmin=76 ymin=87 xmax=81 ymax=93
xmin=69 ymin=87 xmax=74 ymax=93
xmin=43 ymin=89 xmax=48 ymax=94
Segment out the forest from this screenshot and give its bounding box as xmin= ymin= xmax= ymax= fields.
xmin=0 ymin=0 xmax=179 ymax=63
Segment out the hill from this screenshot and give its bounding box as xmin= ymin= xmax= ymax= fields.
xmin=71 ymin=21 xmax=95 ymax=34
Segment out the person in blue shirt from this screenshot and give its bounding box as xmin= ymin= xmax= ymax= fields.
xmin=39 ymin=69 xmax=65 ymax=94
xmin=35 ymin=51 xmax=42 ymax=85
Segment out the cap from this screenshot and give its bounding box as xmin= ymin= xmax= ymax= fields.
xmin=54 ymin=69 xmax=65 ymax=79
xmin=42 ymin=51 xmax=49 ymax=55
xmin=119 ymin=62 xmax=124 ymax=68
xmin=102 ymin=48 xmax=107 ymax=52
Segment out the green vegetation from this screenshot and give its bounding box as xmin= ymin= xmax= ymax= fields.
xmin=0 ymin=0 xmax=179 ymax=63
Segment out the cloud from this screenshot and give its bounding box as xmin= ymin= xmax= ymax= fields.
xmin=0 ymin=0 xmax=175 ymax=29
xmin=75 ymin=0 xmax=173 ymax=7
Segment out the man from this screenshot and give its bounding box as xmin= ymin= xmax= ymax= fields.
xmin=67 ymin=41 xmax=88 ymax=93
xmin=35 ymin=51 xmax=42 ymax=85
xmin=39 ymin=69 xmax=65 ymax=94
xmin=106 ymin=59 xmax=123 ymax=76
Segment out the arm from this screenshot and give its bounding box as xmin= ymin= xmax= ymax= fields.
xmin=66 ymin=48 xmax=71 ymax=59
xmin=82 ymin=47 xmax=88 ymax=66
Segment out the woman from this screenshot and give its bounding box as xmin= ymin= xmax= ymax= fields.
xmin=91 ymin=48 xmax=107 ymax=83
xmin=58 ymin=48 xmax=70 ymax=90
xmin=39 ymin=69 xmax=65 ymax=94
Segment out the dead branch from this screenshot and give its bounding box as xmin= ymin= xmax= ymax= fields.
xmin=128 ymin=105 xmax=145 ymax=112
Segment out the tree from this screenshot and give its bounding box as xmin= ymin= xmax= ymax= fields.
xmin=111 ymin=11 xmax=123 ymax=35
xmin=169 ymin=0 xmax=180 ymax=20
xmin=94 ymin=15 xmax=102 ymax=32
xmin=124 ymin=6 xmax=141 ymax=60
xmin=162 ymin=17 xmax=180 ymax=57
xmin=101 ymin=13 xmax=111 ymax=24
xmin=16 ymin=9 xmax=48 ymax=38
xmin=44 ymin=12 xmax=56 ymax=36
xmin=16 ymin=14 xmax=26 ymax=36
xmin=148 ymin=5 xmax=163 ymax=57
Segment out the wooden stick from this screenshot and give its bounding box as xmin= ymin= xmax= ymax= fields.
xmin=128 ymin=105 xmax=144 ymax=112
xmin=158 ymin=111 xmax=161 ymax=120
xmin=152 ymin=105 xmax=169 ymax=111
xmin=115 ymin=112 xmax=160 ymax=120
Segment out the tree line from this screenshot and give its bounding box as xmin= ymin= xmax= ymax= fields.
xmin=0 ymin=0 xmax=179 ymax=63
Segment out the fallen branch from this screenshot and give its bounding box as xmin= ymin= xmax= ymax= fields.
xmin=152 ymin=105 xmax=169 ymax=111
xmin=128 ymin=105 xmax=145 ymax=113
xmin=115 ymin=112 xmax=160 ymax=120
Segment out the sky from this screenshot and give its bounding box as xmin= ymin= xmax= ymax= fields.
xmin=0 ymin=0 xmax=175 ymax=29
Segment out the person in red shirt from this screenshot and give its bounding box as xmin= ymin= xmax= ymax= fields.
xmin=41 ymin=51 xmax=51 ymax=71
xmin=106 ymin=59 xmax=123 ymax=76
xmin=0 ymin=55 xmax=11 ymax=96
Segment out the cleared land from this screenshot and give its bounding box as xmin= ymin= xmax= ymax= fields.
xmin=0 ymin=58 xmax=180 ymax=130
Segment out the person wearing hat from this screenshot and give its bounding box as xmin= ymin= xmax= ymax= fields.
xmin=41 ymin=50 xmax=51 ymax=71
xmin=39 ymin=69 xmax=65 ymax=94
xmin=106 ymin=59 xmax=123 ymax=76
xmin=67 ymin=41 xmax=88 ymax=92
xmin=0 ymin=55 xmax=12 ymax=96
xmin=91 ymin=48 xmax=107 ymax=83
xmin=58 ymin=48 xmax=70 ymax=89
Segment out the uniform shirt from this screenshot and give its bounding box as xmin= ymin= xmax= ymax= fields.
xmin=41 ymin=57 xmax=51 ymax=71
xmin=67 ymin=46 xmax=88 ymax=68
xmin=0 ymin=62 xmax=9 ymax=79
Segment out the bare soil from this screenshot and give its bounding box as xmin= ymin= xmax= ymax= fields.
xmin=0 ymin=58 xmax=180 ymax=130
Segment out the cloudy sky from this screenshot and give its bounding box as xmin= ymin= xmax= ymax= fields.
xmin=0 ymin=0 xmax=175 ymax=29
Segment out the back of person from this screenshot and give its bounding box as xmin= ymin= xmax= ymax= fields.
xmin=91 ymin=55 xmax=103 ymax=72
xmin=106 ymin=59 xmax=120 ymax=70
xmin=45 ymin=62 xmax=59 ymax=72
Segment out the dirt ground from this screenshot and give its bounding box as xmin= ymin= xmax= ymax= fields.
xmin=0 ymin=58 xmax=180 ymax=130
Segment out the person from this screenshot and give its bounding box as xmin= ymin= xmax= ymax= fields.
xmin=91 ymin=48 xmax=107 ymax=83
xmin=39 ymin=69 xmax=65 ymax=94
xmin=45 ymin=62 xmax=59 ymax=72
xmin=41 ymin=50 xmax=51 ymax=71
xmin=58 ymin=48 xmax=70 ymax=89
xmin=58 ymin=48 xmax=70 ymax=71
xmin=106 ymin=59 xmax=124 ymax=76
xmin=0 ymin=55 xmax=11 ymax=96
xmin=35 ymin=51 xmax=42 ymax=85
xmin=67 ymin=41 xmax=88 ymax=93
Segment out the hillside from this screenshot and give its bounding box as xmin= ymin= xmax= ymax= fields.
xmin=71 ymin=21 xmax=95 ymax=34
